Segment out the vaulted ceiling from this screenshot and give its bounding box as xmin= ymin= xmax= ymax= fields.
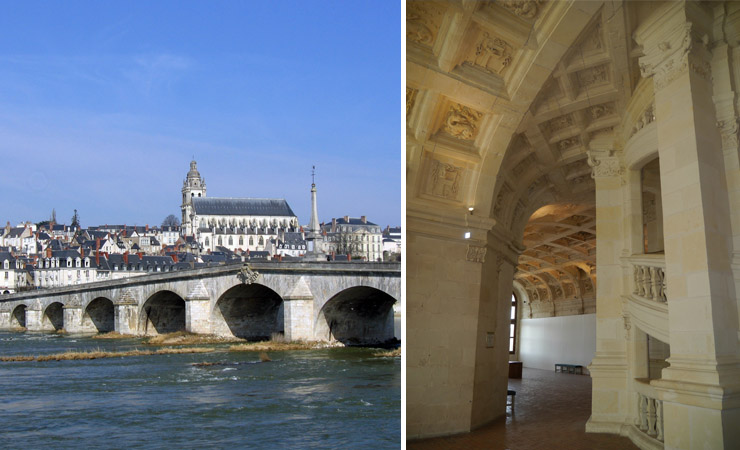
xmin=407 ymin=0 xmax=646 ymax=303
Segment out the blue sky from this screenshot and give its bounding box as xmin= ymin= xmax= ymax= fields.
xmin=0 ymin=1 xmax=401 ymax=230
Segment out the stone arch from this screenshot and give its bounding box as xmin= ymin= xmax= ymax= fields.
xmin=211 ymin=283 xmax=284 ymax=339
xmin=42 ymin=302 xmax=64 ymax=331
xmin=11 ymin=304 xmax=26 ymax=329
xmin=83 ymin=297 xmax=115 ymax=333
xmin=315 ymin=286 xmax=397 ymax=346
xmin=139 ymin=290 xmax=186 ymax=335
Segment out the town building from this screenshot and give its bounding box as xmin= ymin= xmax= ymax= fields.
xmin=407 ymin=1 xmax=740 ymax=449
xmin=320 ymin=216 xmax=383 ymax=262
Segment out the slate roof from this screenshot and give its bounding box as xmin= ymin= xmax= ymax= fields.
xmin=192 ymin=198 xmax=296 ymax=217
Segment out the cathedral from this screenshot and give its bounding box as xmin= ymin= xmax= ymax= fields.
xmin=180 ymin=160 xmax=299 ymax=253
xmin=407 ymin=1 xmax=740 ymax=448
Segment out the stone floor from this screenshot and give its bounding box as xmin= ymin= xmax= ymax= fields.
xmin=407 ymin=367 xmax=638 ymax=449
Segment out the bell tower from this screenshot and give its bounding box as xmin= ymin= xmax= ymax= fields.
xmin=181 ymin=160 xmax=207 ymax=235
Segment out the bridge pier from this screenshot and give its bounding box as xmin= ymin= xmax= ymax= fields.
xmin=0 ymin=308 xmax=10 ymax=330
xmin=283 ymin=277 xmax=314 ymax=341
xmin=25 ymin=302 xmax=43 ymax=332
xmin=185 ymin=298 xmax=211 ymax=334
xmin=114 ymin=302 xmax=139 ymax=335
xmin=63 ymin=305 xmax=83 ymax=333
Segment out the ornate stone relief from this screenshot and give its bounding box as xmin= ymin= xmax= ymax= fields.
xmin=528 ymin=177 xmax=547 ymax=196
xmin=494 ymin=183 xmax=512 ymax=216
xmin=466 ymin=32 xmax=513 ymax=75
xmin=406 ymin=1 xmax=446 ymax=47
xmin=576 ymin=64 xmax=609 ymax=88
xmin=589 ymin=103 xmax=614 ymax=121
xmin=466 ymin=245 xmax=487 ymax=263
xmin=497 ymin=0 xmax=544 ymax=20
xmin=581 ymin=23 xmax=603 ymax=53
xmin=557 ymin=136 xmax=581 ymax=151
xmin=428 ymin=160 xmax=463 ymax=200
xmin=513 ymin=155 xmax=535 ymax=177
xmin=630 ymin=103 xmax=655 ymax=137
xmin=406 ymin=88 xmax=418 ymax=118
xmin=587 ymin=150 xmax=624 ymax=178
xmin=638 ymin=22 xmax=712 ymax=91
xmin=543 ymin=114 xmax=573 ymax=135
xmin=716 ymin=118 xmax=740 ymax=149
xmin=441 ymin=104 xmax=483 ymax=140
xmin=238 ymin=264 xmax=260 ymax=284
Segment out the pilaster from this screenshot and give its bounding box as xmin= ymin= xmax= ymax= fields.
xmin=635 ymin=2 xmax=740 ymax=448
xmin=586 ymin=148 xmax=631 ymax=432
xmin=406 ymin=208 xmax=495 ymax=438
xmin=62 ymin=295 xmax=83 ymax=333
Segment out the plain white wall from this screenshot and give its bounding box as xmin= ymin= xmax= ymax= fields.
xmin=518 ymin=314 xmax=596 ymax=372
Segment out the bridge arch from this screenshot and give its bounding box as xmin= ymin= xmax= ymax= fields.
xmin=315 ymin=286 xmax=397 ymax=346
xmin=211 ymin=283 xmax=284 ymax=340
xmin=83 ymin=297 xmax=115 ymax=333
xmin=42 ymin=302 xmax=64 ymax=331
xmin=11 ymin=304 xmax=26 ymax=329
xmin=140 ymin=290 xmax=186 ymax=335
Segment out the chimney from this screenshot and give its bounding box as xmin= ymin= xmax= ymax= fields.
xmin=146 ymin=224 xmax=149 ymax=232
xmin=344 ymin=215 xmax=349 ymax=223
xmin=332 ymin=218 xmax=337 ymax=232
xmin=172 ymin=254 xmax=178 ymax=263
xmin=123 ymin=252 xmax=129 ymax=265
xmin=80 ymin=247 xmax=84 ymax=258
xmin=138 ymin=252 xmax=143 ymax=259
xmin=46 ymin=247 xmax=52 ymax=258
xmin=361 ymin=216 xmax=367 ymax=224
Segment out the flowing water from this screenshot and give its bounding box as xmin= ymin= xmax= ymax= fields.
xmin=0 ymin=332 xmax=400 ymax=449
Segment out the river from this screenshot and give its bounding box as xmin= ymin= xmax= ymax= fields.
xmin=0 ymin=332 xmax=400 ymax=449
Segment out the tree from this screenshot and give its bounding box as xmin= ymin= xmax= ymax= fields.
xmin=334 ymin=230 xmax=360 ymax=256
xmin=70 ymin=209 xmax=80 ymax=229
xmin=162 ymin=214 xmax=181 ymax=227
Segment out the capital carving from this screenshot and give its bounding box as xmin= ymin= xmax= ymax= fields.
xmin=587 ymin=150 xmax=624 ymax=179
xmin=466 ymin=245 xmax=487 ymax=264
xmin=717 ymin=118 xmax=740 ymax=149
xmin=637 ymin=20 xmax=711 ymax=91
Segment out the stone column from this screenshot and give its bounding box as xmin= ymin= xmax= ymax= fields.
xmin=406 ymin=212 xmax=499 ymax=438
xmin=470 ymin=237 xmax=520 ymax=430
xmin=63 ymin=296 xmax=83 ymax=333
xmin=585 ymin=149 xmax=631 ymax=434
xmin=25 ymin=301 xmax=43 ymax=332
xmin=114 ymin=289 xmax=139 ymax=335
xmin=283 ymin=276 xmax=314 ymax=342
xmin=635 ymin=2 xmax=740 ymax=448
xmin=185 ymin=280 xmax=211 ymax=335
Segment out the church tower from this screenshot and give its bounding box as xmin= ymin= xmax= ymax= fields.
xmin=181 ymin=160 xmax=206 ymax=235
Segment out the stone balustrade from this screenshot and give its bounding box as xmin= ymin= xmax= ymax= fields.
xmin=636 ymin=391 xmax=664 ymax=443
xmin=629 ymin=254 xmax=666 ymax=303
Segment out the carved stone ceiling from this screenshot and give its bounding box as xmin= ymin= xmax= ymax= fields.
xmin=407 ymin=0 xmax=641 ymax=301
xmin=515 ymin=203 xmax=596 ymax=302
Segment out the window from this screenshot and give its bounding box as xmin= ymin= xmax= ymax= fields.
xmin=510 ymin=294 xmax=517 ymax=354
xmin=239 ymin=236 xmax=243 ymax=246
xmin=228 ymin=236 xmax=233 ymax=246
xmin=218 ymin=237 xmax=223 ymax=246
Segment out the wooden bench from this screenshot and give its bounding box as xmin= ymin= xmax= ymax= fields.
xmin=555 ymin=363 xmax=583 ymax=374
xmin=507 ymin=389 xmax=516 ymax=409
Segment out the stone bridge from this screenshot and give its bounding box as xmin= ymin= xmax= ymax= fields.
xmin=0 ymin=261 xmax=401 ymax=345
